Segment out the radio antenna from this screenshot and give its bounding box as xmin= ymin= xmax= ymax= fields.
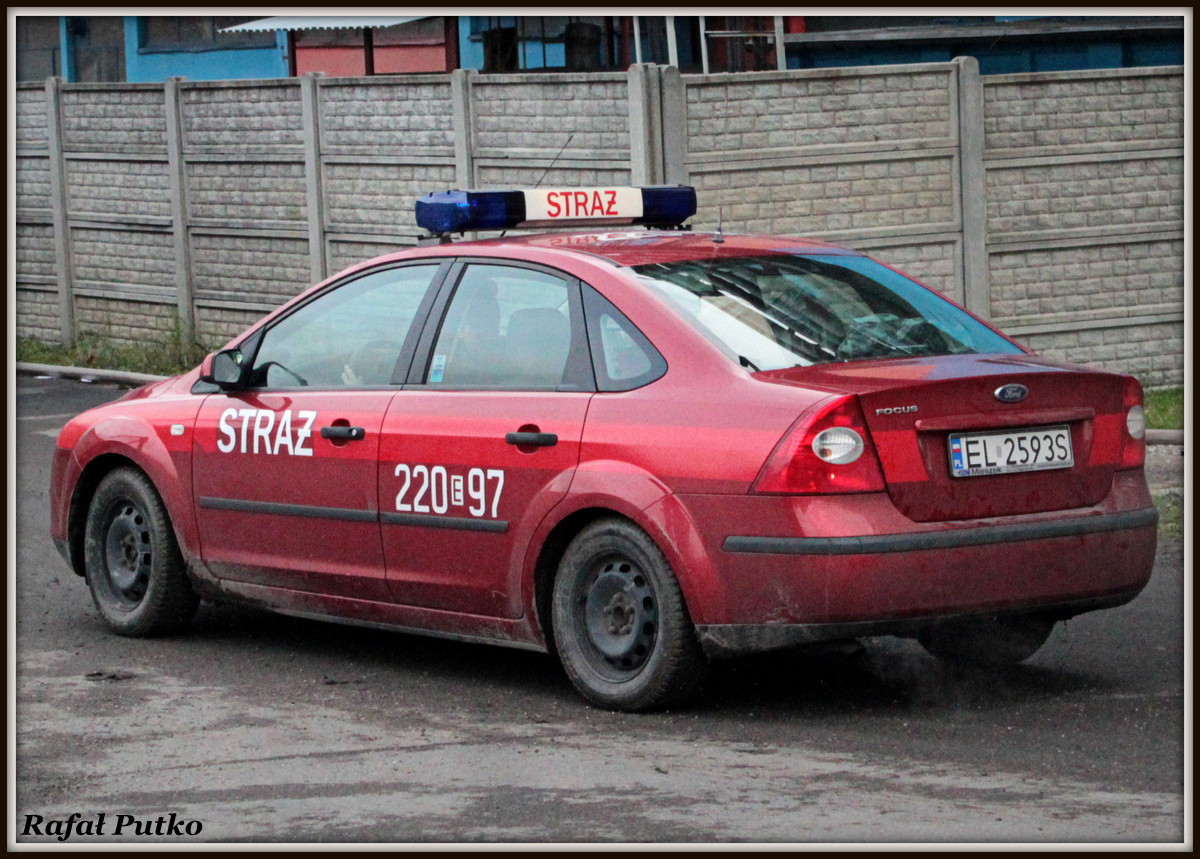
xmin=498 ymin=132 xmax=575 ymax=238
xmin=713 ymin=206 xmax=725 ymax=243
xmin=534 ymin=132 xmax=575 ymax=189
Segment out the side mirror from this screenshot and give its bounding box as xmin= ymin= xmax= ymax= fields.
xmin=199 ymin=349 xmax=246 ymax=390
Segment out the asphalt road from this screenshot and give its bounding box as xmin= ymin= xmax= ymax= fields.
xmin=12 ymin=374 xmax=1188 ymax=845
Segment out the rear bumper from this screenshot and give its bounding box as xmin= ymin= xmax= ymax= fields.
xmin=671 ymin=470 xmax=1158 ymax=653
xmin=722 ymin=507 xmax=1157 ymax=555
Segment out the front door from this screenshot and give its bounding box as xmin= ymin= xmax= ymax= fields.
xmin=192 ymin=263 xmax=443 ymax=600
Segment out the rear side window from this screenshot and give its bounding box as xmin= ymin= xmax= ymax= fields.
xmin=582 ymin=285 xmax=666 ymax=392
xmin=633 ymin=254 xmax=1021 ymax=370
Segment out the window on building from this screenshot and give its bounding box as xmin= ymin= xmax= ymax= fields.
xmin=139 ymin=16 xmax=276 ymax=52
xmin=469 ymin=16 xmax=628 ymax=72
xmin=15 ymin=16 xmax=62 ymax=81
xmin=68 ymin=16 xmax=125 ymax=82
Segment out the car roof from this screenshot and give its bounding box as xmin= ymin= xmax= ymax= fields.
xmin=348 ymin=230 xmax=864 ymax=276
xmin=456 ymin=230 xmax=863 ymax=267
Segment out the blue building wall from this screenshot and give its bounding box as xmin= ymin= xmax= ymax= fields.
xmin=55 ymin=16 xmax=287 ymax=82
xmin=122 ymin=18 xmax=288 ymax=82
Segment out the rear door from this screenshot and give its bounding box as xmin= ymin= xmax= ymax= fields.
xmin=192 ymin=262 xmax=445 ymax=600
xmin=378 ymin=261 xmax=594 ymax=618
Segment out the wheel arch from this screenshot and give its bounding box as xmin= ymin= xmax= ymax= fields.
xmin=530 ymin=506 xmax=625 ymax=654
xmin=527 ymin=493 xmax=723 ymax=651
xmin=65 ymin=453 xmax=144 ymax=578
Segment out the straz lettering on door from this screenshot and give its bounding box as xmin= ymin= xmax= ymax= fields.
xmin=216 ymin=408 xmax=317 ymax=456
xmin=394 ymin=464 xmax=505 ymax=519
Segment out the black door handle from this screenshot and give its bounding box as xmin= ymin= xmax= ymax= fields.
xmin=321 ymin=425 xmax=366 ymax=441
xmin=505 ymin=431 xmax=558 ymax=447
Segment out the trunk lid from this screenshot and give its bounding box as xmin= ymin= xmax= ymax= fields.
xmin=758 ymin=354 xmax=1131 ymax=522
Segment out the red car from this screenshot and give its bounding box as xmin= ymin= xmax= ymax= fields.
xmin=50 ymin=186 xmax=1157 ymax=711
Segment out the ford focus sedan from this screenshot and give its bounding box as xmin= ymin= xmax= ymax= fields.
xmin=50 ymin=186 xmax=1157 ymax=711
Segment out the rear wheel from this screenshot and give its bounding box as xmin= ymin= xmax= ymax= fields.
xmin=551 ymin=518 xmax=707 ymax=711
xmin=83 ymin=467 xmax=198 ymax=636
xmin=918 ymin=614 xmax=1056 ymax=667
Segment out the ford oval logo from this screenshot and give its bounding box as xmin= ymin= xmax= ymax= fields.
xmin=994 ymin=383 xmax=1029 ymax=404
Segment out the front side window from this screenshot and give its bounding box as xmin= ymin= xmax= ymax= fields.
xmin=633 ymin=254 xmax=1022 ymax=370
xmin=427 ymin=264 xmax=579 ymax=389
xmin=248 ymin=265 xmax=438 ymax=389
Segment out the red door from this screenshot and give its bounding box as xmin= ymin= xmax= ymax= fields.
xmin=193 ymin=390 xmax=393 ymax=601
xmin=191 ymin=261 xmax=444 ymax=601
xmin=378 ymin=392 xmax=589 ymax=617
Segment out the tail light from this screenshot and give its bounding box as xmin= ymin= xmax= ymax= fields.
xmin=1119 ymin=376 xmax=1146 ymax=469
xmin=753 ymin=395 xmax=886 ymax=494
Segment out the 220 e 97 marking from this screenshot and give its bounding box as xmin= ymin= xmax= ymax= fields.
xmin=394 ymin=464 xmax=504 ymax=518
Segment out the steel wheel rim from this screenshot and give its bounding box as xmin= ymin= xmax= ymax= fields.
xmin=101 ymin=498 xmax=152 ymax=609
xmin=576 ymin=555 xmax=658 ymax=679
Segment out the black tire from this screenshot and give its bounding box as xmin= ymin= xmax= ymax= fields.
xmin=918 ymin=613 xmax=1056 ymax=667
xmin=551 ymin=518 xmax=708 ymax=711
xmin=83 ymin=467 xmax=199 ymax=637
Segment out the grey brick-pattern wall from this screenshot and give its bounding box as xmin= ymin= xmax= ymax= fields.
xmin=985 ymin=156 xmax=1183 ymax=235
xmin=319 ymin=78 xmax=456 ymax=153
xmin=71 ymin=228 xmax=175 ymax=300
xmin=60 ymin=85 xmax=168 ymax=151
xmin=16 ymin=156 xmax=52 ymax=215
xmin=472 ymin=75 xmax=632 ymax=157
xmin=181 ymin=81 xmax=304 ymax=150
xmin=66 ymin=159 xmax=173 ymax=221
xmin=983 ymin=71 xmax=1184 ymax=151
xmin=13 ymin=63 xmax=1184 ymax=387
xmin=190 ymin=233 xmax=312 ymax=307
xmin=323 ymin=161 xmax=455 ymax=233
xmin=75 ymin=296 xmax=177 ymax=347
xmin=186 ymin=160 xmax=308 ymax=223
xmin=685 ymin=69 xmax=954 ymax=153
xmin=981 ymin=67 xmax=1184 ymax=387
xmin=16 ymin=289 xmax=60 ymax=342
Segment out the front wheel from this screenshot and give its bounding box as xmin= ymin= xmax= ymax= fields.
xmin=83 ymin=467 xmax=199 ymax=636
xmin=551 ymin=518 xmax=708 ymax=711
xmin=918 ymin=614 xmax=1056 ymax=667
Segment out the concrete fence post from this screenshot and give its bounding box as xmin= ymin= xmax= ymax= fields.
xmin=628 ymin=64 xmax=655 ymax=185
xmin=451 ymin=69 xmax=476 ymax=187
xmin=300 ymin=73 xmax=327 ymax=284
xmin=660 ymin=65 xmax=687 ymax=185
xmin=955 ymin=56 xmax=990 ymax=319
xmin=45 ymin=76 xmax=75 ymax=346
xmin=163 ymin=76 xmax=195 ymax=344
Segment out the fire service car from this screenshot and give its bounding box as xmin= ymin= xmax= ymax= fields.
xmin=50 ymin=185 xmax=1157 ymax=711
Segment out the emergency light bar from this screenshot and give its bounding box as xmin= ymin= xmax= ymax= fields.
xmin=415 ymin=185 xmax=697 ymax=235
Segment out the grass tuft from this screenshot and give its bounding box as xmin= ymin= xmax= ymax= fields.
xmin=1153 ymin=492 xmax=1183 ymax=537
xmin=1144 ymin=388 xmax=1183 ymax=431
xmin=17 ymin=332 xmax=208 ymax=378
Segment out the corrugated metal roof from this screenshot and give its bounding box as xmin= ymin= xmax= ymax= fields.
xmin=221 ymin=16 xmax=431 ymax=33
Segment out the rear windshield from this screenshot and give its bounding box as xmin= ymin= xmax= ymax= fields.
xmin=632 ymin=254 xmax=1022 ymax=369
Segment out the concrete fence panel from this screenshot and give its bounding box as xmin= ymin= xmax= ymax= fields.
xmin=12 ymin=63 xmax=1185 ymax=386
xmin=676 ymin=62 xmax=971 ymax=304
xmin=981 ymin=66 xmax=1184 ymax=387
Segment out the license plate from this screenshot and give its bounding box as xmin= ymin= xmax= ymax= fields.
xmin=948 ymin=425 xmax=1073 ymax=478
